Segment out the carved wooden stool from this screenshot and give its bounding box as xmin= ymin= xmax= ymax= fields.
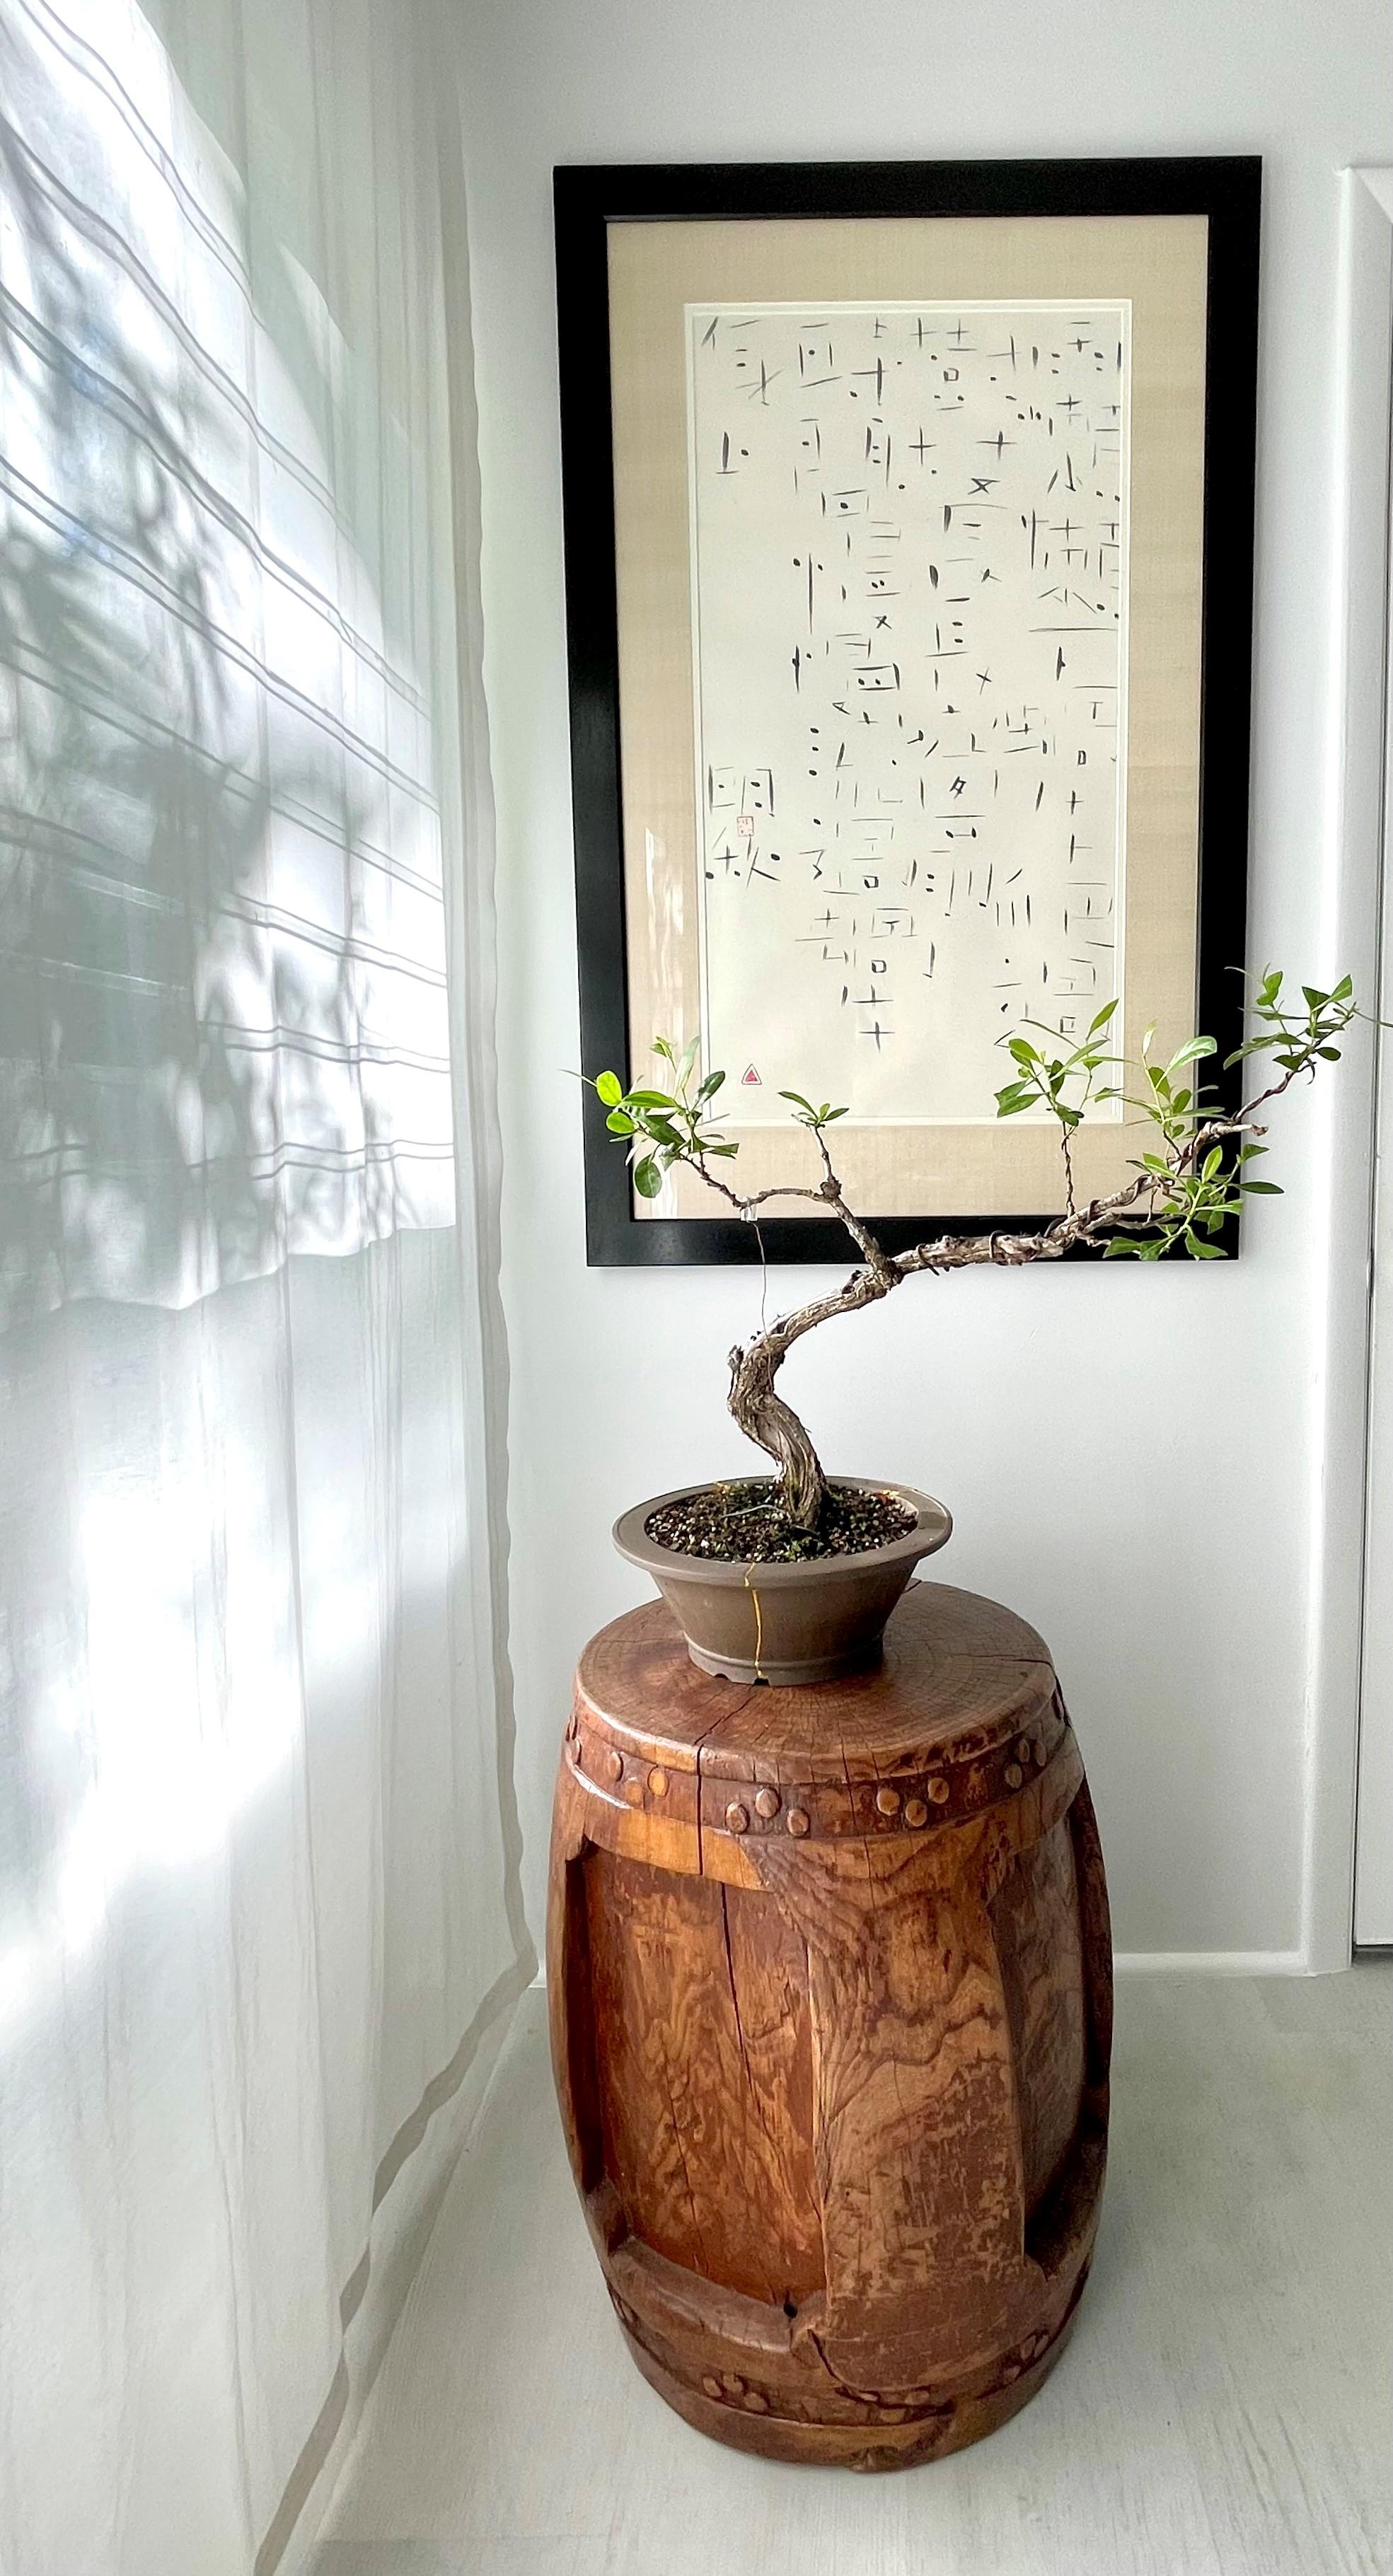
xmin=547 ymin=1581 xmax=1112 ymax=2469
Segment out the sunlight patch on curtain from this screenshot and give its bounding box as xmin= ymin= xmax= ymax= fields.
xmin=1 ymin=0 xmax=456 ymax=1321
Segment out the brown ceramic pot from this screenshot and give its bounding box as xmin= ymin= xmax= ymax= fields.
xmin=611 ymin=1480 xmax=953 ymax=1685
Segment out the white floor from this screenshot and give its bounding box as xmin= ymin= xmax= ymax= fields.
xmin=309 ymin=1967 xmax=1392 ymax=2576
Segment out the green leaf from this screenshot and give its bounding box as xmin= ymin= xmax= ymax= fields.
xmin=625 ymin=1088 xmax=676 ymax=1108
xmin=632 ymin=1156 xmax=663 ymax=1198
xmin=696 ymin=1069 xmax=725 ymax=1102
xmin=595 ymin=1069 xmax=623 ymax=1107
xmin=652 ymin=1038 xmax=674 ymax=1062
xmin=1240 ymin=1178 xmax=1283 ymax=1195
xmin=823 ymin=1105 xmax=850 ymax=1120
xmin=1332 ymin=974 xmax=1353 ymax=1002
xmin=677 ymin=1036 xmax=700 ymax=1086
xmin=1007 ymin=1036 xmax=1039 ymax=1065
xmin=1088 ymin=999 xmax=1120 ymax=1034
xmin=606 ymin=1109 xmax=635 ymax=1134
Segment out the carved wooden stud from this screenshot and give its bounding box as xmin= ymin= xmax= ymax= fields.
xmin=548 ymin=1581 xmax=1112 ymax=2470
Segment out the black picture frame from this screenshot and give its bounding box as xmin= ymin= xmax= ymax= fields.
xmin=555 ymin=156 xmax=1261 ymax=1267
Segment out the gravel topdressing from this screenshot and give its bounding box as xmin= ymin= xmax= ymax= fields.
xmin=643 ymin=1479 xmax=917 ymax=1565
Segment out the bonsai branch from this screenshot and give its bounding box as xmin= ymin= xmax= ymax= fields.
xmin=589 ymin=977 xmax=1356 ymax=1533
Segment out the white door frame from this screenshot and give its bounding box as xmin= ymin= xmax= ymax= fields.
xmin=1346 ymin=172 xmax=1393 ymax=1947
xmin=1309 ymin=168 xmax=1393 ymax=1964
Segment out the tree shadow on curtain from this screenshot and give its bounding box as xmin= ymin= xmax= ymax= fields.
xmin=0 ymin=20 xmax=452 ymax=1325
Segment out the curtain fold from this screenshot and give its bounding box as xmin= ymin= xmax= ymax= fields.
xmin=0 ymin=4 xmax=533 ymax=2570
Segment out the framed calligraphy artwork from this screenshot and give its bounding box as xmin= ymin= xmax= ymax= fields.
xmin=555 ymin=159 xmax=1261 ymax=1263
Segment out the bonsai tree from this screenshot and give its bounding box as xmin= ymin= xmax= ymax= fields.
xmin=589 ymin=972 xmax=1357 ymax=1535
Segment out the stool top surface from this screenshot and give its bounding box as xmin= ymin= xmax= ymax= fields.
xmin=574 ymin=1580 xmax=1060 ymax=1787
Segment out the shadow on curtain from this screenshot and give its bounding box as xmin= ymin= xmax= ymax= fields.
xmin=0 ymin=2 xmax=533 ymax=2569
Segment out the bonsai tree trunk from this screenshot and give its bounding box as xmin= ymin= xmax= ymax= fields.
xmin=727 ymin=1338 xmax=828 ymax=1531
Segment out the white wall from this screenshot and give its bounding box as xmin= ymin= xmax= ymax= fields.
xmin=456 ymin=0 xmax=1392 ymax=1959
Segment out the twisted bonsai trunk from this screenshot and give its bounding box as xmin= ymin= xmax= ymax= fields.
xmin=724 ymin=1163 xmax=902 ymax=1530
xmin=726 ymin=1340 xmax=829 ymax=1530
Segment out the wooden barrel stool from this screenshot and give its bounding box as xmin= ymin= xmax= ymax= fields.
xmin=547 ymin=1580 xmax=1112 ymax=2470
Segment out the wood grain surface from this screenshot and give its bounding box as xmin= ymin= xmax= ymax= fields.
xmin=547 ymin=1579 xmax=1112 ymax=2468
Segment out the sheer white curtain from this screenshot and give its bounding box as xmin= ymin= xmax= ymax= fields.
xmin=0 ymin=4 xmax=532 ymax=2570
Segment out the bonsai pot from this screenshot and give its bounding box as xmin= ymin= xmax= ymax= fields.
xmin=612 ymin=1479 xmax=952 ymax=1685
